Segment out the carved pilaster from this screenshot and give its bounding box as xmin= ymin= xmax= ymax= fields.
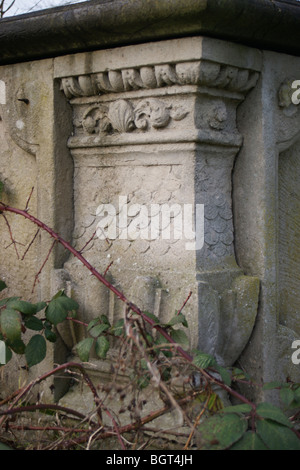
xmin=275 ymin=79 xmax=300 ymax=382
xmin=56 ymin=37 xmax=261 ymax=367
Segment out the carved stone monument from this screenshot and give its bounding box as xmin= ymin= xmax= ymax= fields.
xmin=51 ymin=37 xmax=261 ymax=374
xmin=0 ymin=0 xmax=300 ymax=406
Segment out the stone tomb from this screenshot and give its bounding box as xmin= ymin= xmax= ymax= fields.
xmin=52 ymin=37 xmax=261 ymax=375
xmin=1 ymin=32 xmax=300 ymax=404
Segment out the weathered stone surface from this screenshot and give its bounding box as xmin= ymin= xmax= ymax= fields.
xmin=233 ymin=49 xmax=300 ymax=395
xmin=0 ymin=1 xmax=300 ymax=409
xmin=50 ymin=37 xmax=261 ymax=379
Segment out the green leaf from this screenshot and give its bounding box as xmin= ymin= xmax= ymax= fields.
xmin=0 ymin=441 xmax=13 ymax=450
xmin=6 ymin=300 xmax=37 ymax=316
xmin=44 ymin=328 xmax=57 ymax=343
xmin=230 ymin=432 xmax=268 ymax=450
xmin=0 ymin=280 xmax=7 ymax=292
xmin=0 ymin=309 xmax=22 ymax=342
xmin=294 ymin=386 xmax=300 ymax=402
xmin=256 ymin=402 xmax=292 ymax=427
xmin=262 ymin=381 xmax=284 ymax=391
xmin=87 ymin=318 xmax=100 ymax=331
xmin=215 ymin=365 xmax=232 ymax=386
xmin=25 ymin=335 xmax=46 ymax=368
xmin=100 ymin=315 xmax=110 ymax=326
xmin=207 ymin=393 xmax=223 ymax=412
xmin=193 ymin=351 xmax=217 ymax=369
xmin=55 ymin=294 xmax=78 ymax=312
xmin=89 ymin=323 xmax=110 ymax=338
xmin=95 ymin=336 xmax=110 ymax=359
xmin=154 ymin=332 xmax=172 ymax=357
xmin=137 ymin=374 xmax=150 ymax=390
xmin=35 ymin=302 xmax=47 ymax=313
xmin=0 ymin=297 xmax=19 ymax=308
xmin=145 ymin=333 xmax=154 ymax=346
xmin=0 ymin=298 xmax=8 ymax=308
xmin=222 ymin=404 xmax=252 ymax=415
xmin=161 ymin=366 xmax=172 ymax=382
xmin=140 ymin=358 xmax=148 ymax=370
xmin=111 ymin=319 xmax=125 ymax=337
xmin=6 ymin=338 xmax=26 ymax=355
xmin=76 ymin=338 xmax=94 ymax=362
xmin=197 ymin=413 xmax=248 ymax=450
xmin=167 ymin=313 xmax=188 ymax=328
xmin=43 ymin=320 xmax=52 ymax=330
xmin=256 ymin=419 xmax=300 ymax=450
xmin=170 ymin=329 xmax=189 ymax=348
xmin=24 ymin=316 xmax=44 ymax=331
xmin=232 ymin=368 xmax=250 ymax=381
xmin=46 ymin=294 xmax=78 ymax=326
xmin=280 ymin=387 xmax=295 ymax=408
xmin=143 ymin=312 xmax=160 ymax=325
xmin=52 ymin=290 xmax=64 ymax=299
xmin=45 ymin=300 xmax=68 ymax=326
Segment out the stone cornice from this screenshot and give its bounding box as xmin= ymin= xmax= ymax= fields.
xmin=59 ymin=38 xmax=260 ymax=150
xmin=60 ymin=60 xmax=259 ymax=100
xmin=0 ymin=0 xmax=300 ymax=65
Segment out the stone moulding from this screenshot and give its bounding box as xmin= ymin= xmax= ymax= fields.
xmin=60 ymin=60 xmax=259 ymax=99
xmin=59 ymin=55 xmax=260 ymax=149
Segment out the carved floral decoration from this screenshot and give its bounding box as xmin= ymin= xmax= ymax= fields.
xmin=80 ymin=98 xmax=188 ymax=135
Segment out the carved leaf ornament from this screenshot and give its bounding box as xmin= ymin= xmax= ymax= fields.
xmin=81 ymin=98 xmax=188 ymax=135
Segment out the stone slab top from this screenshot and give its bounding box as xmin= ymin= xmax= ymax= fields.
xmin=0 ymin=0 xmax=300 ymax=65
xmin=54 ymin=36 xmax=262 ymax=80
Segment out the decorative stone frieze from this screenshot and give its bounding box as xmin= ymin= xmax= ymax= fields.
xmin=60 ymin=61 xmax=259 ymax=99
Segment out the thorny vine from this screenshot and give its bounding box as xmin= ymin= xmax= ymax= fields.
xmin=0 ymin=192 xmax=299 ymax=450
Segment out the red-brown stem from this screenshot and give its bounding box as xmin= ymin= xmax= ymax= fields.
xmin=100 ymin=405 xmax=126 ymax=450
xmin=58 ymin=390 xmax=202 ymax=449
xmin=24 ymin=186 xmax=34 ymax=212
xmin=0 ymin=203 xmax=264 ymax=409
xmin=31 ymin=239 xmax=57 ymax=293
xmin=2 ymin=362 xmax=101 ymax=426
xmin=2 ymin=424 xmax=92 ymax=434
xmin=78 ymin=229 xmax=97 ymax=254
xmin=0 ymin=403 xmax=87 ymax=421
xmin=0 ymin=203 xmax=193 ymax=363
xmin=21 ymin=228 xmax=40 ymax=260
xmin=66 ymin=316 xmax=88 ymax=327
xmin=177 ymin=290 xmax=192 ymax=316
xmin=104 ymin=260 xmax=113 ymax=277
xmin=2 ymin=212 xmax=20 ymax=259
